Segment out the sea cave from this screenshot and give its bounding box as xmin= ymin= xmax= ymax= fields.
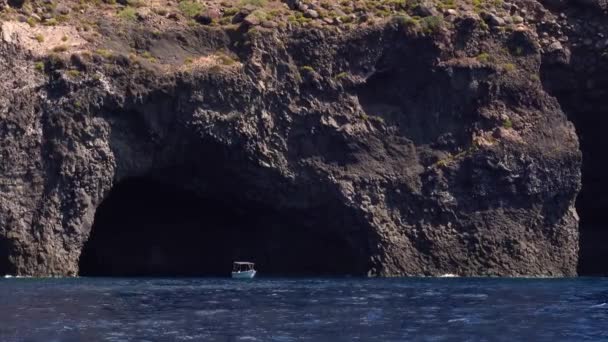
xmin=78 ymin=177 xmax=371 ymax=277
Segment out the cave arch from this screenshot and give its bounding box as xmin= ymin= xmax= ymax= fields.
xmin=78 ymin=177 xmax=371 ymax=277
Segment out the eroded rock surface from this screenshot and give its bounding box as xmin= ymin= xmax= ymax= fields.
xmin=0 ymin=0 xmax=601 ymax=277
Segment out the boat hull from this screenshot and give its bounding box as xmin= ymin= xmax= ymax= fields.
xmin=231 ymin=270 xmax=256 ymax=279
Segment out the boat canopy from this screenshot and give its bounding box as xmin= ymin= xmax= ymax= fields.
xmin=232 ymin=261 xmax=255 ymax=272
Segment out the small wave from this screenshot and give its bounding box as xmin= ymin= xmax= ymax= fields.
xmin=195 ymin=309 xmax=229 ymax=316
xmin=3 ymin=275 xmax=36 ymax=279
xmin=439 ymin=274 xmax=459 ymax=278
xmin=448 ymin=318 xmax=469 ymax=323
xmin=591 ymin=303 xmax=607 ymax=308
xmin=272 ymin=289 xmax=294 ymax=293
xmin=452 ymin=293 xmax=488 ymax=299
xmin=367 ymin=294 xmax=387 ymax=299
xmin=238 ymin=336 xmax=258 ymax=341
xmin=177 ymin=335 xmax=208 ymax=341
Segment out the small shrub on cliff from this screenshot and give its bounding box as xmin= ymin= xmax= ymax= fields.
xmin=392 ymin=14 xmax=418 ymax=28
xmin=479 ymin=20 xmax=489 ymax=31
xmin=26 ymin=17 xmax=37 ymax=27
xmin=503 ymin=117 xmax=513 ymax=129
xmin=473 ymin=0 xmax=484 ymax=11
xmin=288 ymin=11 xmax=312 ymax=25
xmin=267 ymin=9 xmax=281 ymax=19
xmin=127 ymin=0 xmax=144 ymax=7
xmin=476 ymin=52 xmax=492 ymax=63
xmin=300 ymin=65 xmax=315 ymax=73
xmin=472 ymin=0 xmax=502 ymax=11
xmin=239 ymin=0 xmax=267 ymax=8
xmin=436 ymin=157 xmax=451 ymax=168
xmin=438 ymin=0 xmax=456 ymax=9
xmin=179 ymin=0 xmax=204 ymax=18
xmin=420 ymin=16 xmax=443 ymax=34
xmin=249 ymin=9 xmax=268 ymax=21
xmin=34 ymin=62 xmax=45 ymax=73
xmin=67 ymin=69 xmax=81 ymax=78
xmin=118 ymin=6 xmax=137 ymax=21
xmin=385 ymin=0 xmax=407 ymax=10
xmin=35 ymin=34 xmax=45 ymax=43
xmin=223 ymin=7 xmax=239 ymax=16
xmin=359 ymin=113 xmax=385 ymax=124
xmin=334 ymin=71 xmax=349 ymax=80
xmin=95 ymin=49 xmax=113 ymax=59
xmin=216 ymin=53 xmax=236 ymax=66
xmin=43 ymin=18 xmax=58 ymax=26
xmin=140 ymin=51 xmax=157 ymax=62
xmin=502 ymin=63 xmax=516 ymax=73
xmin=52 ymin=45 xmax=68 ymax=53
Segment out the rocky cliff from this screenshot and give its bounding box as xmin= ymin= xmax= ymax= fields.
xmin=0 ymin=0 xmax=605 ymax=277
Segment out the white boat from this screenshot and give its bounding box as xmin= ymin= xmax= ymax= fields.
xmin=232 ymin=261 xmax=256 ymax=279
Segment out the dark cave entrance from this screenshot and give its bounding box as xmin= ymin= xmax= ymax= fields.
xmin=567 ymin=105 xmax=608 ymax=276
xmin=78 ymin=177 xmax=370 ymax=277
xmin=0 ymin=236 xmax=14 ymax=276
xmin=542 ymin=60 xmax=608 ymax=275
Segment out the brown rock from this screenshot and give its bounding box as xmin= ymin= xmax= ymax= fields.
xmin=204 ymin=7 xmax=221 ymax=20
xmin=304 ymin=9 xmax=318 ymax=18
xmin=243 ymin=12 xmax=262 ymax=26
xmin=55 ymin=4 xmax=70 ymax=15
xmin=261 ymin=20 xmax=278 ymax=28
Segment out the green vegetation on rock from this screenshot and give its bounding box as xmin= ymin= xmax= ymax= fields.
xmin=178 ymin=0 xmax=204 ymax=17
xmin=118 ymin=6 xmax=137 ymax=21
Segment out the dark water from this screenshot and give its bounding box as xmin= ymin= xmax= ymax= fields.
xmin=1 ymin=277 xmax=607 ymax=341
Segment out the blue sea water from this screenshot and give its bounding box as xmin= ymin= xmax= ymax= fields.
xmin=0 ymin=277 xmax=607 ymax=341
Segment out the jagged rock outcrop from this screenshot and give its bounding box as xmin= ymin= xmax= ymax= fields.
xmin=0 ymin=0 xmax=599 ymax=277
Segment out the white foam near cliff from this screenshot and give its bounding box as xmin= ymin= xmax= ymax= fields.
xmin=439 ymin=274 xmax=459 ymax=278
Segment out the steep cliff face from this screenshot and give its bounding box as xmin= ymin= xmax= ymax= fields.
xmin=0 ymin=0 xmax=595 ymax=277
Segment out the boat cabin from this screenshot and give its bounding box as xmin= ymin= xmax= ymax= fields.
xmin=232 ymin=261 xmax=255 ymax=273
